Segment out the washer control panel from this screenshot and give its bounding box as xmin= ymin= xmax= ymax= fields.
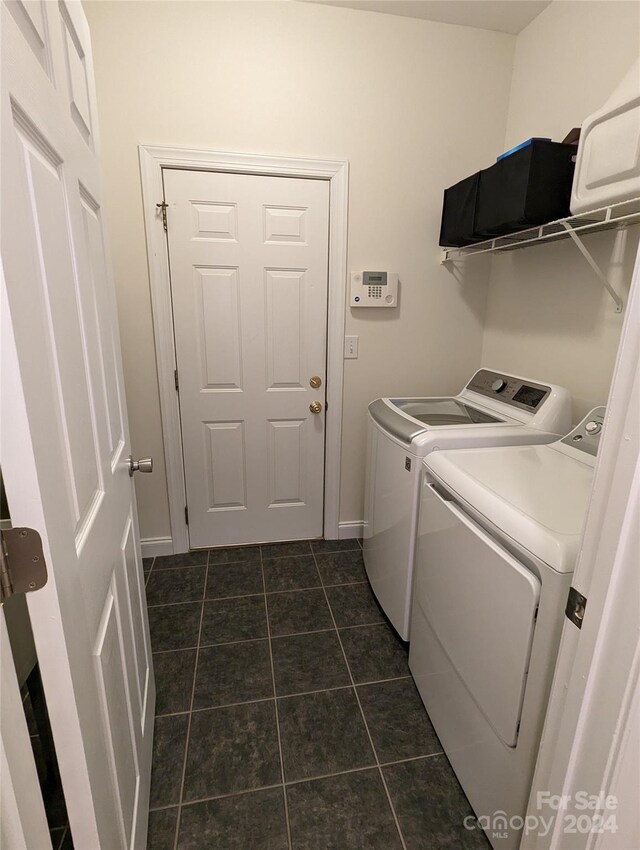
xmin=561 ymin=406 xmax=606 ymax=457
xmin=466 ymin=369 xmax=551 ymax=412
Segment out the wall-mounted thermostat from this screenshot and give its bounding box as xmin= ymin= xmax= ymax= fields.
xmin=350 ymin=271 xmax=398 ymax=307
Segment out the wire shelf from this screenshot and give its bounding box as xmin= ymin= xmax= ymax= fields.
xmin=440 ymin=197 xmax=640 ymax=263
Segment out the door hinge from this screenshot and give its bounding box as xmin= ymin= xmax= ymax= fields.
xmin=156 ymin=201 xmax=168 ymax=232
xmin=0 ymin=528 xmax=48 ymax=604
xmin=565 ymin=586 xmax=587 ymax=629
xmin=174 ymin=369 xmax=179 ymax=392
xmin=185 ymin=506 xmax=189 ymax=526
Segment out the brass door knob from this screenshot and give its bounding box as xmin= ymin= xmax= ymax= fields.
xmin=310 ymin=376 xmax=322 ymax=389
xmin=309 ymin=401 xmax=322 ymax=414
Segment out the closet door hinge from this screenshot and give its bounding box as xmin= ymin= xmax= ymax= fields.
xmin=0 ymin=528 xmax=48 ymax=603
xmin=185 ymin=506 xmax=189 ymax=526
xmin=174 ymin=369 xmax=179 ymax=392
xmin=156 ymin=201 xmax=168 ymax=232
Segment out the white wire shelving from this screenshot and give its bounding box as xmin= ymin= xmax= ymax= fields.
xmin=439 ymin=197 xmax=640 ymax=313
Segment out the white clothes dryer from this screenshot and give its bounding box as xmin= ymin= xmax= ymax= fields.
xmin=409 ymin=407 xmax=606 ymax=850
xmin=362 ymin=369 xmax=571 ymax=639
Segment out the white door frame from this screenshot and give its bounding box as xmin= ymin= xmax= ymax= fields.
xmin=139 ymin=146 xmax=348 ymax=553
xmin=523 ymin=242 xmax=640 ymax=849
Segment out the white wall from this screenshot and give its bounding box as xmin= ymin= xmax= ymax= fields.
xmin=84 ymin=0 xmax=514 ymax=540
xmin=481 ymin=0 xmax=640 ymax=422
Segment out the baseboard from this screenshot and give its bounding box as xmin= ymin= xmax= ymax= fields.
xmin=142 ymin=528 xmax=362 ymax=552
xmin=141 ymin=536 xmax=174 ymax=558
xmin=338 ymin=521 xmax=364 ymax=540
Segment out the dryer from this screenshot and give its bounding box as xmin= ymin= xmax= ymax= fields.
xmin=362 ymin=369 xmax=571 ymax=639
xmin=409 ymin=407 xmax=606 ymax=850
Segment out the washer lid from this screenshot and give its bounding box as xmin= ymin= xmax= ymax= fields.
xmin=425 ymin=444 xmax=595 ymax=573
xmin=368 ymin=397 xmax=506 ymax=445
xmin=389 ymin=398 xmax=501 ymax=426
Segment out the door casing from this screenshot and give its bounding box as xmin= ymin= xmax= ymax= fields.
xmin=139 ymin=146 xmax=349 ymax=553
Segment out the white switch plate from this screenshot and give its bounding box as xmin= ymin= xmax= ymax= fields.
xmin=344 ymin=335 xmax=359 ymax=359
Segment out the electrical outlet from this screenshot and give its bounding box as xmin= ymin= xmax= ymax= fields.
xmin=344 ymin=335 xmax=359 ymax=359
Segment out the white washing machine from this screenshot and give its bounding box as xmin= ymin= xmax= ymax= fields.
xmin=409 ymin=407 xmax=606 ymax=850
xmin=362 ymin=369 xmax=571 ymax=640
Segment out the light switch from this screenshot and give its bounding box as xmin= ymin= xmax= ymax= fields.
xmin=344 ymin=335 xmax=359 ymax=359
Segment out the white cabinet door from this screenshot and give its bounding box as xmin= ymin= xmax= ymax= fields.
xmin=1 ymin=2 xmax=154 ymax=847
xmin=164 ymin=169 xmax=330 ymax=548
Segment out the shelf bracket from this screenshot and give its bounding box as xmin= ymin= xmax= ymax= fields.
xmin=560 ymin=222 xmax=624 ymax=313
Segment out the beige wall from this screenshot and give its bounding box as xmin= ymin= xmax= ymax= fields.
xmin=84 ymin=0 xmax=515 ymax=539
xmin=480 ymin=0 xmax=640 ymax=423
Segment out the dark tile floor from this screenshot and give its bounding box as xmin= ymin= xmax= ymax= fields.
xmin=144 ymin=540 xmax=489 ymax=849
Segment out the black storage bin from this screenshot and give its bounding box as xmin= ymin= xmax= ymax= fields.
xmin=475 ymin=140 xmax=576 ymax=236
xmin=439 ymin=172 xmax=482 ymax=247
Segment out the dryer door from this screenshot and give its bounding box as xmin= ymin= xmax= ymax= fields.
xmin=415 ymin=484 xmax=540 ymax=747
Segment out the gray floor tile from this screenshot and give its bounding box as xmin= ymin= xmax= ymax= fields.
xmin=278 ymin=688 xmax=375 ymax=781
xmin=357 ymin=678 xmax=441 ymax=763
xmin=262 ymin=555 xmax=320 ymax=592
xmin=206 ymin=561 xmax=263 ymax=598
xmin=271 ymin=631 xmax=350 ymax=696
xmin=310 ymin=539 xmax=360 ymax=554
xmin=260 ymin=541 xmax=312 ymax=559
xmin=49 ymin=829 xmax=65 ymax=850
xmin=193 ymin=640 xmax=273 ymax=709
xmin=340 ymin=624 xmax=409 ymax=683
xmin=200 ymin=596 xmax=267 ymax=646
xmin=183 ymin=701 xmax=281 ymax=801
xmin=315 ymin=550 xmax=366 ymax=586
xmin=287 ymin=768 xmax=403 ymax=850
xmin=147 ymin=807 xmax=178 ymax=850
xmin=383 ymin=755 xmax=491 ymax=849
xmin=149 ymin=714 xmax=189 ymax=809
xmin=325 ymin=583 xmax=385 ymax=627
xmin=154 ymin=551 xmax=209 ymax=569
xmin=148 ymin=603 xmax=202 ymax=652
xmin=142 ymin=557 xmax=154 ymax=570
xmin=267 ymin=589 xmax=333 ymax=637
xmin=153 ymin=649 xmax=197 ymax=716
xmin=207 ymin=545 xmax=261 ymax=566
xmin=146 ymin=566 xmax=206 ymax=606
xmin=58 ymin=829 xmax=73 ymax=850
xmin=177 ymin=788 xmax=288 ymax=850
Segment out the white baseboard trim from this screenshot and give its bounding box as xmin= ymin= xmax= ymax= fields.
xmin=141 ymin=536 xmax=174 ymax=558
xmin=142 ymin=527 xmax=362 ymax=552
xmin=338 ymin=521 xmax=364 ymax=540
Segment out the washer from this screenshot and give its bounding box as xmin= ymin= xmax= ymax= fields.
xmin=409 ymin=407 xmax=606 ymax=850
xmin=362 ymin=369 xmax=571 ymax=640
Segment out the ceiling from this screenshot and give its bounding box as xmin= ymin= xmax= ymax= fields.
xmin=301 ymin=1 xmax=552 ymax=35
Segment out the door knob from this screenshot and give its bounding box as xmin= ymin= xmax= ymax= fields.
xmin=309 ymin=401 xmax=322 ymax=414
xmin=128 ymin=455 xmax=153 ymax=477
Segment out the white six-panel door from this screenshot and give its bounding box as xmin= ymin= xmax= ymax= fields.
xmin=1 ymin=2 xmax=153 ymax=847
xmin=164 ymin=169 xmax=330 ymax=548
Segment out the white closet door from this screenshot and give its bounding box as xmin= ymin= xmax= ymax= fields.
xmin=1 ymin=2 xmax=153 ymax=847
xmin=164 ymin=169 xmax=330 ymax=548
